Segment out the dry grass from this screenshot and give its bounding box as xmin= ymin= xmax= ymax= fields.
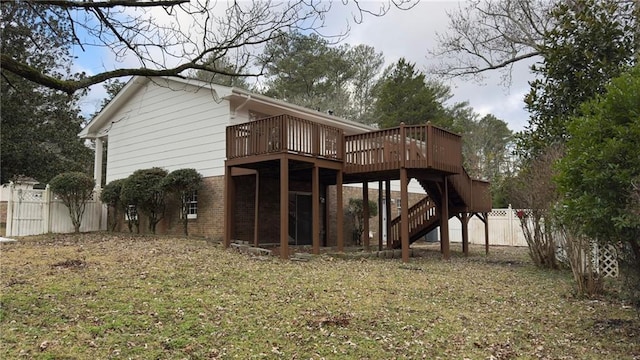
xmin=1 ymin=233 xmax=638 ymax=359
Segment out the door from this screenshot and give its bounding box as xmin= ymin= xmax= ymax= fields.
xmin=288 ymin=192 xmax=312 ymax=245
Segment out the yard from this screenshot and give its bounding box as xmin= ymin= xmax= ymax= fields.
xmin=1 ymin=234 xmax=638 ymax=359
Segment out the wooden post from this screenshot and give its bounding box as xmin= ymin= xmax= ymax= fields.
xmin=336 ymin=170 xmax=344 ymax=252
xmin=441 ymin=177 xmax=450 ymax=260
xmin=461 ymin=212 xmax=469 ymax=256
xmin=400 ymin=122 xmax=407 ymax=169
xmin=312 ymin=165 xmax=320 ymax=255
xmin=253 ymin=172 xmax=260 ymax=247
xmin=385 ymin=180 xmax=392 ymax=249
xmin=426 ymin=121 xmax=433 ymax=168
xmin=378 ymin=180 xmax=383 ymax=251
xmin=363 ymin=182 xmax=370 ymax=250
xmin=224 ymin=164 xmax=234 ymax=248
xmin=400 ymin=168 xmax=410 ymax=262
xmin=280 ymin=157 xmax=289 ymax=259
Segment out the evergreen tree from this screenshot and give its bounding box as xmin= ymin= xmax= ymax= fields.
xmin=0 ymin=1 xmax=92 ymax=183
xmin=373 ymin=58 xmax=451 ymax=129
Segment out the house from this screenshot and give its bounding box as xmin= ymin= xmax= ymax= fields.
xmin=80 ymin=76 xmax=491 ymax=262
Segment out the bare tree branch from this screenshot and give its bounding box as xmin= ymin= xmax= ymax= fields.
xmin=1 ymin=0 xmax=417 ymax=94
xmin=429 ymin=0 xmax=554 ymax=84
xmin=1 ymin=0 xmax=190 ymax=8
xmin=1 ymin=54 xmax=253 ymax=95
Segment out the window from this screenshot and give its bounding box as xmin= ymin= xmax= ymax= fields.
xmin=183 ymin=190 xmax=198 ymax=219
xmin=125 ymin=204 xmax=138 ymax=221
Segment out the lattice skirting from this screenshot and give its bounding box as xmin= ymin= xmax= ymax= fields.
xmin=594 ymin=244 xmax=619 ymax=278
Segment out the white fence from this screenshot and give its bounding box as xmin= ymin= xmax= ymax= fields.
xmin=448 ymin=206 xmax=528 ymax=247
xmin=4 ymin=183 xmax=107 ymax=237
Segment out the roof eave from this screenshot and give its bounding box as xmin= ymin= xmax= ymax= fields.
xmin=228 ymin=88 xmax=376 ymax=134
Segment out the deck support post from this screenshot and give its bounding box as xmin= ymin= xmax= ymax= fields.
xmin=312 ymin=165 xmax=320 ymax=255
xmin=385 ymin=180 xmax=392 ymax=249
xmin=461 ymin=212 xmax=469 ymax=256
xmin=224 ymin=164 xmax=234 ymax=248
xmin=400 ymin=168 xmax=410 ymax=262
xmin=363 ymin=182 xmax=370 ymax=250
xmin=336 ymin=170 xmax=344 ymax=252
xmin=440 ymin=177 xmax=450 ymax=260
xmin=280 ymin=157 xmax=289 ymax=259
xmin=378 ymin=180 xmax=383 ymax=251
xmin=253 ymin=172 xmax=260 ymax=247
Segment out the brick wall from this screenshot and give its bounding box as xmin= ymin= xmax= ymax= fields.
xmin=112 ymin=175 xmax=226 ymax=240
xmin=106 ymin=174 xmax=428 ymax=248
xmin=0 ymin=201 xmax=6 ymax=236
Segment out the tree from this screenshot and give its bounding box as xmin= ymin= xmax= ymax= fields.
xmin=258 ymin=32 xmax=355 ymax=117
xmin=346 ymin=198 xmax=378 ymax=246
xmin=508 ymin=146 xmax=562 ymax=269
xmin=161 ymin=169 xmax=203 ymax=236
xmin=120 ymin=168 xmax=169 ymax=234
xmin=1 ymin=0 xmax=417 ymax=94
xmin=100 ymin=179 xmax=125 ymax=232
xmin=449 ymin=109 xmax=513 ymax=205
xmin=49 ymin=172 xmax=96 ymax=233
xmin=373 ymin=58 xmax=452 ymax=129
xmin=556 ymin=65 xmax=640 ymax=282
xmin=92 ymin=79 xmax=127 ymax=117
xmin=521 ymin=0 xmax=637 ymax=154
xmin=0 ymin=1 xmax=92 ymax=184
xmin=347 ymin=44 xmax=385 ymax=124
xmin=431 ymin=0 xmax=554 ymax=83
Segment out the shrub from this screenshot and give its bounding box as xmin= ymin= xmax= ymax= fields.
xmin=100 ymin=179 xmax=125 ymax=232
xmin=346 ymin=198 xmax=378 ymax=246
xmin=49 ymin=172 xmax=95 ymax=233
xmin=161 ymin=168 xmax=203 ymax=236
xmin=121 ymin=168 xmax=168 ymax=234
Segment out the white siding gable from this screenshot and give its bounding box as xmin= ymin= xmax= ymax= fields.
xmin=105 ymin=80 xmax=230 ymax=182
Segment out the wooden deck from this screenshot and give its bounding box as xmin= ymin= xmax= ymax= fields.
xmin=226 ymin=115 xmax=490 ymax=212
xmin=225 ymin=114 xmax=492 ymax=261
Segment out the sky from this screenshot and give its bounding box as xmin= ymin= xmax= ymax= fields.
xmin=77 ymin=0 xmax=537 ymax=132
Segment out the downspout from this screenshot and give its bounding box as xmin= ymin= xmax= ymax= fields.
xmin=231 ymin=93 xmax=252 ymax=121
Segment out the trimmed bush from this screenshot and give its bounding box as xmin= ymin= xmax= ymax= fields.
xmin=49 ymin=172 xmax=95 ymax=233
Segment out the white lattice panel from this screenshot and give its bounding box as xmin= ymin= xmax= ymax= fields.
xmin=17 ymin=189 xmax=45 ymax=202
xmin=490 ymin=209 xmax=508 ymax=216
xmin=597 ymin=244 xmax=619 ymax=278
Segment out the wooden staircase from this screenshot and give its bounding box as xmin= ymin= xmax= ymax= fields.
xmin=389 ymin=195 xmax=439 ymax=249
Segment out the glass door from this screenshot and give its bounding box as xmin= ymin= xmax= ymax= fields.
xmin=288 ymin=192 xmax=312 ymax=245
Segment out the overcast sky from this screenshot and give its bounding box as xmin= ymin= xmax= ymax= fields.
xmin=78 ymin=0 xmax=537 ymax=132
xmin=340 ymin=0 xmax=536 ymax=132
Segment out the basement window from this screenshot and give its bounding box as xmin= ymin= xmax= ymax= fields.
xmin=183 ymin=190 xmax=198 ymax=219
xmin=125 ymin=205 xmax=138 ymax=221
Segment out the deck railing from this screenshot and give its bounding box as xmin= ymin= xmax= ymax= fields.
xmin=226 ymin=114 xmax=344 ymax=160
xmin=389 ymin=196 xmax=438 ymax=245
xmin=344 ymin=123 xmax=462 ymax=174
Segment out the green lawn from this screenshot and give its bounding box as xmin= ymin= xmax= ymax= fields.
xmin=1 ymin=233 xmax=638 ymax=359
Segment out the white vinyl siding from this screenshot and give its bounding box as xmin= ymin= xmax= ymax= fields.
xmin=105 ymin=81 xmax=230 ymax=182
